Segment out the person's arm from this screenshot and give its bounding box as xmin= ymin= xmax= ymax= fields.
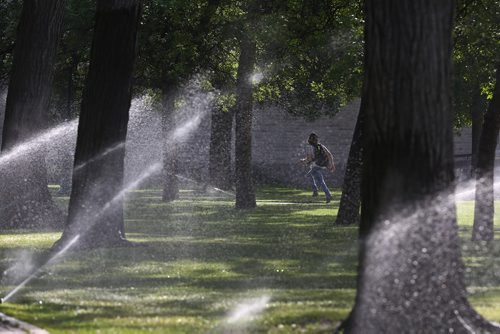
xmin=323 ymin=145 xmax=336 ymax=172
xmin=300 ymin=153 xmax=314 ymax=164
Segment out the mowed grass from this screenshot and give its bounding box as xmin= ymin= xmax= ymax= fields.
xmin=0 ymin=187 xmax=499 ymax=333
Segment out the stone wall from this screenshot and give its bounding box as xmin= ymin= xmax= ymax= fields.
xmin=0 ymin=93 xmax=480 ymax=189
xmin=251 ymin=99 xmax=360 ymax=188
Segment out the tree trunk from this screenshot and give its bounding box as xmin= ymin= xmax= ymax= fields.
xmin=345 ymin=2 xmax=499 ymax=332
xmin=0 ymin=0 xmax=65 ymax=229
xmin=65 ymin=52 xmax=79 ymax=120
xmin=234 ymin=32 xmax=256 ymax=209
xmin=57 ymin=0 xmax=141 ymax=248
xmin=161 ymin=85 xmax=179 ymax=202
xmin=209 ymin=104 xmax=234 ymax=190
xmin=472 ymin=63 xmax=500 ymax=242
xmin=335 ymin=104 xmax=363 ymax=225
xmin=471 ymin=88 xmax=485 ymax=175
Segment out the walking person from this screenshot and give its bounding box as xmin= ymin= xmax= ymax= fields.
xmin=301 ymin=133 xmax=335 ymax=203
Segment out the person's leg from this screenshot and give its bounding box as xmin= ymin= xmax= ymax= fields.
xmin=308 ymin=167 xmax=319 ymax=196
xmin=312 ymin=168 xmax=331 ymax=203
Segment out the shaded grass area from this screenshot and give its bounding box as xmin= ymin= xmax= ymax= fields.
xmin=0 ymin=188 xmax=499 ymax=333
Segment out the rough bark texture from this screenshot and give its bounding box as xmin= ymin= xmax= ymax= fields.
xmin=473 ymin=63 xmax=500 ymax=242
xmin=234 ymin=31 xmax=256 ymax=209
xmin=335 ymin=105 xmax=363 ymax=225
xmin=345 ymin=1 xmax=499 ymax=333
xmin=161 ymin=86 xmax=179 ymax=202
xmin=58 ymin=0 xmax=141 ymax=248
xmin=0 ymin=0 xmax=65 ymax=229
xmin=209 ymin=104 xmax=234 ymax=190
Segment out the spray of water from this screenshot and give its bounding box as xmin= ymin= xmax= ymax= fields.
xmin=174 ymin=173 xmax=235 ymax=197
xmin=250 ymin=71 xmax=264 ymax=85
xmin=168 ymin=113 xmax=205 ymax=143
xmin=73 ymin=142 xmax=126 ymax=173
xmin=226 ymin=295 xmax=271 ymax=324
xmin=0 ymin=120 xmax=77 ymax=168
xmin=1 ymin=235 xmax=80 ymax=304
xmin=167 ymin=78 xmax=214 ymax=144
xmin=63 ymin=161 xmax=163 ymax=243
xmin=0 ymin=163 xmax=162 ymax=303
xmin=100 ymin=162 xmax=162 ymax=213
xmin=454 ymin=177 xmax=500 ymax=201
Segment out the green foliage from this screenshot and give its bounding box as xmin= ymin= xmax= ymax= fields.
xmin=253 ymin=0 xmax=364 ymax=119
xmin=453 ymin=0 xmax=500 ymax=127
xmin=1 ymin=0 xmax=364 ymax=122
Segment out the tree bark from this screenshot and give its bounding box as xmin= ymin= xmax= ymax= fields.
xmin=57 ymin=0 xmax=141 ymax=248
xmin=346 ymin=1 xmax=499 ymax=332
xmin=0 ymin=0 xmax=65 ymax=229
xmin=335 ymin=104 xmax=363 ymax=225
xmin=161 ymin=85 xmax=179 ymax=202
xmin=234 ymin=31 xmax=256 ymax=209
xmin=472 ymin=63 xmax=500 ymax=242
xmin=65 ymin=52 xmax=79 ymax=120
xmin=209 ymin=104 xmax=234 ymax=190
xmin=470 ymin=88 xmax=485 ymax=175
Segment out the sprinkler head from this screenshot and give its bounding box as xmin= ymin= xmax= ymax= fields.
xmin=0 ymin=298 xmax=3 ymax=304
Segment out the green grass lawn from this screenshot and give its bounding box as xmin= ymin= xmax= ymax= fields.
xmin=1 ymin=186 xmax=500 ymax=333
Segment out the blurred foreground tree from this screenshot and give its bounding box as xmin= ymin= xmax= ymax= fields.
xmin=56 ymin=0 xmax=141 ymax=248
xmin=339 ymin=1 xmax=500 ymax=332
xmin=0 ymin=0 xmax=66 ymax=229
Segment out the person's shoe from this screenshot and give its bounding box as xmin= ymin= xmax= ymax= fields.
xmin=312 ymin=191 xmax=318 ymax=197
xmin=326 ymin=195 xmax=332 ymax=203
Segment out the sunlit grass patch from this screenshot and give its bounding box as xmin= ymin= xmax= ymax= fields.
xmin=1 ymin=186 xmax=500 ymax=332
xmin=0 ymin=232 xmax=60 ymax=249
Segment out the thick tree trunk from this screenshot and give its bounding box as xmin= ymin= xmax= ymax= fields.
xmin=234 ymin=32 xmax=256 ymax=209
xmin=345 ymin=2 xmax=499 ymax=333
xmin=0 ymin=0 xmax=65 ymax=229
xmin=335 ymin=105 xmax=363 ymax=225
xmin=57 ymin=0 xmax=141 ymax=248
xmin=161 ymin=85 xmax=179 ymax=202
xmin=472 ymin=63 xmax=500 ymax=242
xmin=209 ymin=104 xmax=234 ymax=190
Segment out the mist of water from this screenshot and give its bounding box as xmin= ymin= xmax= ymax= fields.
xmin=226 ymin=295 xmax=271 ymax=324
xmin=1 ymin=235 xmax=80 ymax=303
xmin=167 ymin=77 xmax=214 ymax=143
xmin=126 ymin=77 xmax=215 ymax=185
xmin=174 ymin=173 xmax=235 ymax=197
xmin=0 ymin=120 xmax=77 ymax=169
